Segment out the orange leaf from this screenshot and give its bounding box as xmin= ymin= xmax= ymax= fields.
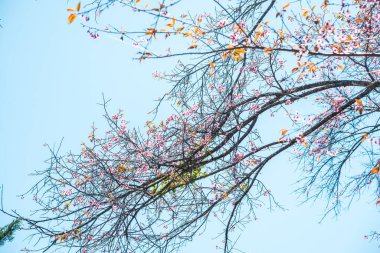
xmin=166 ymin=17 xmax=175 ymax=27
xmin=136 ymin=0 xmax=140 ymax=2
xmin=355 ymin=99 xmax=363 ymax=106
xmin=356 ymin=107 xmax=364 ymax=114
xmin=376 ymin=199 xmax=380 ymax=205
xmin=67 ymin=8 xmax=75 ymax=12
xmin=281 ymin=129 xmax=288 ymax=136
xmin=177 ymin=26 xmax=184 ymax=31
xmin=76 ymin=2 xmax=81 ymax=12
xmin=371 ymin=167 xmax=379 ymax=175
xmin=362 ymin=133 xmax=368 ymax=142
xmin=68 ymin=13 xmax=76 ymax=24
xmin=209 ymin=62 xmax=215 ymax=69
xmin=188 ymin=44 xmax=197 ymax=49
xmin=282 ymin=3 xmax=290 ymax=9
xmin=263 ymin=47 xmax=272 ymax=53
xmin=292 ymin=67 xmax=298 ymax=72
xmin=221 ymin=52 xmax=228 ymax=60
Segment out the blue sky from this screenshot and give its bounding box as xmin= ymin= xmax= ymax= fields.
xmin=0 ymin=1 xmax=379 ymax=252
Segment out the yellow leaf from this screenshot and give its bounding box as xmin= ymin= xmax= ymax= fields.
xmin=177 ymin=26 xmax=184 ymax=31
xmin=136 ymin=0 xmax=140 ymax=2
xmin=235 ymin=48 xmax=246 ymax=54
xmin=337 ymin=65 xmax=344 ymax=70
xmin=76 ymin=2 xmax=81 ymax=11
xmin=183 ymin=32 xmax=192 ymax=37
xmin=254 ymin=33 xmax=260 ymax=43
xmin=281 ymin=128 xmax=288 ymax=135
xmin=282 ymin=3 xmax=290 ymax=9
xmin=68 ymin=13 xmax=76 ymax=24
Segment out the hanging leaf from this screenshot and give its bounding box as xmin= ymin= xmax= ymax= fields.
xmin=68 ymin=13 xmax=76 ymax=24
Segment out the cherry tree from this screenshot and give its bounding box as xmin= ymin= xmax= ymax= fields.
xmin=3 ymin=0 xmax=380 ymax=252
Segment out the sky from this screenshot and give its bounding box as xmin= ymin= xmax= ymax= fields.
xmin=0 ymin=1 xmax=380 ymax=252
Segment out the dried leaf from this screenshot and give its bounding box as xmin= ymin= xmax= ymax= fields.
xmin=76 ymin=2 xmax=81 ymax=11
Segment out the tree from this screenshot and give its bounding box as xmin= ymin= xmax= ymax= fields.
xmin=2 ymin=0 xmax=380 ymax=252
xmin=0 ymin=219 xmax=22 ymax=246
